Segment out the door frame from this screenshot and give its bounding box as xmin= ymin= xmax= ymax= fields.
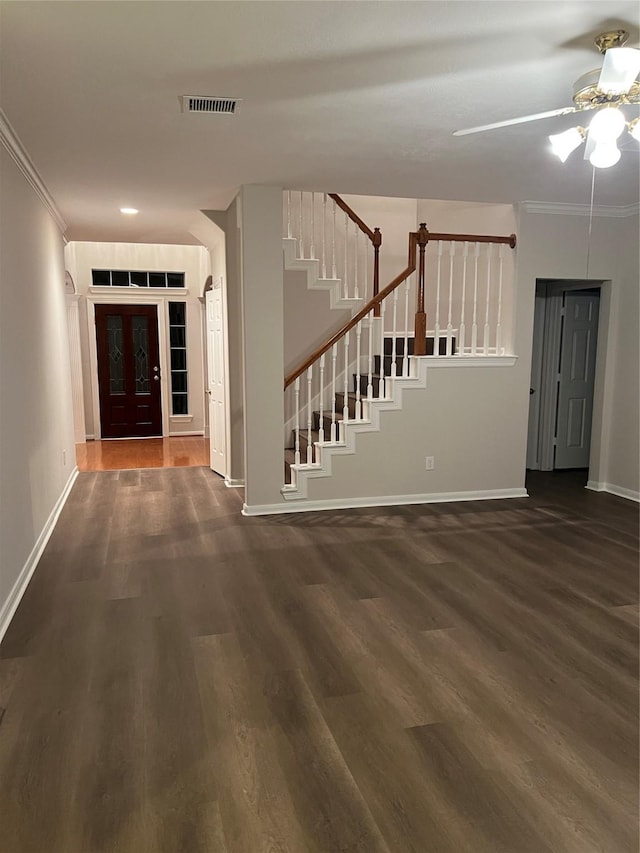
xmin=527 ymin=279 xmax=602 ymax=471
xmin=87 ymin=293 xmax=171 ymax=439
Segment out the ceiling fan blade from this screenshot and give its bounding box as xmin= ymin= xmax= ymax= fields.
xmin=453 ymin=108 xmax=577 ymax=136
xmin=598 ymin=47 xmax=640 ymax=94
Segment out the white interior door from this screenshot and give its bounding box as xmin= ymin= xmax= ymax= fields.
xmin=555 ymin=291 xmax=599 ymax=469
xmin=206 ymin=283 xmax=227 ymax=477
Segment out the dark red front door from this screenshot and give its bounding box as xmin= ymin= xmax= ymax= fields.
xmin=95 ymin=304 xmax=162 ymax=438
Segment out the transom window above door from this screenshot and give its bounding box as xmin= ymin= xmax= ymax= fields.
xmin=92 ymin=269 xmax=185 ymax=288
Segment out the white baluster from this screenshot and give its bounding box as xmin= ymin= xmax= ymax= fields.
xmin=364 ymin=236 xmax=369 ymax=301
xmin=354 ymin=226 xmax=359 ymax=300
xmin=330 ymin=344 xmax=338 ymax=442
xmin=343 ymin=211 xmax=349 ymax=299
xmin=343 ymin=330 xmax=350 ymax=425
xmin=318 ymin=354 xmax=325 ymax=443
xmin=391 ymin=288 xmax=398 ymax=377
xmin=299 ymin=191 xmax=304 ymax=258
xmin=446 ymin=242 xmax=455 ymax=356
xmin=378 ymin=299 xmax=386 ymax=399
xmin=306 ymin=366 xmax=313 ymax=464
xmin=367 ymin=311 xmax=374 ymax=399
xmin=322 ymin=194 xmax=327 ymax=278
xmin=403 ymin=276 xmax=411 ymax=377
xmin=459 ymin=242 xmax=468 ymax=355
xmin=484 ymin=243 xmax=492 ymax=355
xmin=331 ymin=199 xmax=337 ymax=278
xmin=496 ymin=244 xmax=505 ymax=355
xmin=294 ymin=377 xmax=301 ymax=466
xmin=310 ymin=192 xmax=315 ymax=259
xmin=287 ymin=190 xmax=292 ymax=238
xmin=355 ymin=321 xmax=362 ymax=419
xmin=471 ymin=243 xmax=479 ymax=355
xmin=435 ymin=240 xmax=443 ymax=356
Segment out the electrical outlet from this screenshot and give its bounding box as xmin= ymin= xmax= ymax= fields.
xmin=425 ymin=455 xmax=435 ymax=470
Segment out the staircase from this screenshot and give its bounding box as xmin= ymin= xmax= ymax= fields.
xmin=281 ymin=191 xmax=516 ymax=503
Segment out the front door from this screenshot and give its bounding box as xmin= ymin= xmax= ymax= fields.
xmin=555 ymin=291 xmax=600 ymax=469
xmin=95 ymin=304 xmax=162 ymax=438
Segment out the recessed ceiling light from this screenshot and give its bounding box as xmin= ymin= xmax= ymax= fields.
xmin=120 ymin=207 xmax=139 ymax=215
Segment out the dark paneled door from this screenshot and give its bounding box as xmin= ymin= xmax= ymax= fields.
xmin=95 ymin=304 xmax=162 ymax=438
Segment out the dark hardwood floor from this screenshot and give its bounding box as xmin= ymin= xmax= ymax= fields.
xmin=0 ymin=468 xmax=638 ymax=852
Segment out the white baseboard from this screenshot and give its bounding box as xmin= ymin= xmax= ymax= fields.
xmin=243 ymin=487 xmax=528 ymax=517
xmin=0 ymin=466 xmax=79 ymax=645
xmin=168 ymin=430 xmax=205 ymax=437
xmin=225 ymin=477 xmax=245 ymax=489
xmin=586 ymin=480 xmax=640 ymax=503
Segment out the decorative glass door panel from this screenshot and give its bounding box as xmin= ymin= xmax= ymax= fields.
xmin=95 ymin=305 xmax=162 ymax=438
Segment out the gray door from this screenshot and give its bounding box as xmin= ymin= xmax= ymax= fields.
xmin=555 ymin=291 xmax=599 ymax=469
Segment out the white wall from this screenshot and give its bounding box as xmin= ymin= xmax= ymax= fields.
xmin=515 ymin=207 xmax=639 ymax=498
xmin=240 ymin=185 xmax=284 ymax=509
xmin=301 ymin=362 xmax=525 ymax=503
xmin=65 ymin=241 xmax=210 ymax=437
xmin=0 ymin=144 xmax=76 ymax=640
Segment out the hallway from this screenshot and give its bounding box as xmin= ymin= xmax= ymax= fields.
xmin=0 ymin=470 xmax=637 ymax=852
xmin=76 ymin=436 xmax=209 ymax=471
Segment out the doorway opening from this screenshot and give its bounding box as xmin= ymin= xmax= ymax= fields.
xmin=527 ymin=279 xmax=602 ymax=477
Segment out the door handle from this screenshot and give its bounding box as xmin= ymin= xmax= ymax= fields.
xmin=530 ymin=388 xmax=535 ymax=395
xmin=153 ymin=375 xmax=160 ymax=381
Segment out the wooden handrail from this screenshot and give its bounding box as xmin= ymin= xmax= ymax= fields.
xmin=329 ymin=192 xmax=383 ymax=310
xmin=284 ymin=223 xmax=517 ymax=389
xmin=328 ymin=193 xmax=377 ymax=242
xmin=426 ymin=231 xmax=517 ymax=248
xmin=285 ymin=231 xmax=419 ymax=389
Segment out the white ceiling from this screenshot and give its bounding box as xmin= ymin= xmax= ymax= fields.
xmin=1 ymin=1 xmax=638 ymax=244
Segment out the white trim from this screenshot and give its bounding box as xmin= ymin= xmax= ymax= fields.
xmin=225 ymin=477 xmax=245 ymax=489
xmin=244 ymin=487 xmax=528 ymax=516
xmin=425 ymin=355 xmax=517 ymax=368
xmin=89 ymin=286 xmax=190 ymax=298
xmin=170 ymin=414 xmax=194 ymax=422
xmin=85 ymin=434 xmax=96 ymax=441
xmin=0 ymin=108 xmax=67 ymax=233
xmin=168 ymin=430 xmax=204 ymax=437
xmin=586 ymin=481 xmax=640 ymax=502
xmin=283 ymin=238 xmax=362 ymax=312
xmin=520 ymin=201 xmax=639 ymax=219
xmin=0 ymin=467 xmax=79 ymax=645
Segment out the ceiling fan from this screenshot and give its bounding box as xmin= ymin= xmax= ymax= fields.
xmin=454 ymin=30 xmax=640 ymax=168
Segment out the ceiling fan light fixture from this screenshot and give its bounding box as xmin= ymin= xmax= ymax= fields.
xmin=549 ymin=126 xmax=585 ymax=162
xmin=589 ymin=107 xmax=626 ymax=143
xmin=589 ymin=141 xmax=621 ymax=168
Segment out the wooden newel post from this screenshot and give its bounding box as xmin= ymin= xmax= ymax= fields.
xmin=414 ymin=223 xmax=429 ymax=355
xmin=372 ymin=227 xmax=382 ymax=317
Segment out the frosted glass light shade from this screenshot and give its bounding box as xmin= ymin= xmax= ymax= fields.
xmin=589 ymin=142 xmax=621 ymax=168
xmin=589 ymin=108 xmax=625 ymax=143
xmin=549 ymin=127 xmax=584 ymax=162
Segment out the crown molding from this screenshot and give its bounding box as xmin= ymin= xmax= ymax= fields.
xmin=0 ymin=108 xmax=67 ymax=233
xmin=520 ymin=200 xmax=639 ymax=219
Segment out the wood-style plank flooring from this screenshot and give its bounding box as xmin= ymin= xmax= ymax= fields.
xmin=76 ymin=437 xmax=209 ymax=471
xmin=0 ymin=469 xmax=638 ymax=852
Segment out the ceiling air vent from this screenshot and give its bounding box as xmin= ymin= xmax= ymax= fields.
xmin=181 ymin=95 xmax=241 ymax=115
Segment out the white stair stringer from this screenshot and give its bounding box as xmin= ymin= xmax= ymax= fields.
xmin=283 ymin=237 xmax=362 ymax=312
xmin=281 ymin=358 xmax=428 ymax=501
